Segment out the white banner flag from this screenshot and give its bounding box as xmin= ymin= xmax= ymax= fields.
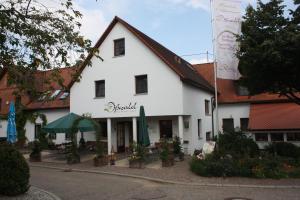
xmin=213 ymin=0 xmax=242 ymax=80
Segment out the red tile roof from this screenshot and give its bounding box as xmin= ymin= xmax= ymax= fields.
xmin=248 ymin=103 xmax=300 ymax=131
xmin=193 ymin=63 xmax=288 ymax=104
xmin=0 ymin=67 xmax=76 ymax=114
xmin=68 ymin=16 xmax=215 ymax=93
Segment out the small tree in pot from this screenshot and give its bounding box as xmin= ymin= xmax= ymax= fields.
xmin=173 ymin=136 xmax=184 ymax=161
xmin=29 ymin=140 xmax=42 ymax=162
xmin=129 ymin=142 xmax=146 ymax=169
xmin=160 ymin=137 xmax=174 ymax=167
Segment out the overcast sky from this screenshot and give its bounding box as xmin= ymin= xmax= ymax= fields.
xmin=74 ymin=0 xmax=295 ymax=64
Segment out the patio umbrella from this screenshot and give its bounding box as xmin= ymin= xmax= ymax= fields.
xmin=42 ymin=112 xmax=95 ymax=134
xmin=7 ymin=101 xmax=17 ymax=143
xmin=138 ymin=106 xmax=150 ymax=146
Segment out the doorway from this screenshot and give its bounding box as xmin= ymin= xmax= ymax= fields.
xmin=159 ymin=120 xmax=173 ymax=139
xmin=116 ymin=122 xmax=132 ymax=153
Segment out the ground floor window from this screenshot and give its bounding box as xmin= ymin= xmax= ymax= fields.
xmin=271 ymin=133 xmax=284 ymax=142
xmin=206 ymin=132 xmax=211 ymax=141
xmin=49 ymin=133 xmax=56 ymax=140
xmin=255 ymin=133 xmax=268 ymax=141
xmin=287 ymin=132 xmax=300 ymax=141
xmin=159 ymin=120 xmax=173 ymax=139
xmin=223 ymin=118 xmax=234 ymax=133
xmin=34 ymin=124 xmax=42 ymax=139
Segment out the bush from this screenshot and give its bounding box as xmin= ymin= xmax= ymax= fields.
xmin=29 ymin=140 xmax=42 ymax=162
xmin=218 ymin=131 xmax=259 ymax=158
xmin=0 ymin=144 xmax=30 ymax=196
xmin=265 ymin=142 xmax=300 ymax=159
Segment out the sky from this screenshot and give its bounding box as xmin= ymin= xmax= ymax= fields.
xmin=74 ymin=0 xmax=295 ymax=64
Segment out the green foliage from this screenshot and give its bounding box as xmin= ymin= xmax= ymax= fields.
xmin=237 ymin=0 xmax=300 ymax=104
xmin=129 ymin=142 xmax=147 ymax=161
xmin=0 ymin=0 xmax=100 ymax=97
xmin=173 ymin=136 xmax=183 ymax=155
xmin=29 ymin=140 xmax=42 ymax=161
xmin=265 ymin=142 xmax=300 ymax=159
xmin=160 ymin=137 xmax=172 ymax=161
xmin=0 ymin=144 xmax=30 ymax=196
xmin=218 ymin=131 xmax=259 ymax=158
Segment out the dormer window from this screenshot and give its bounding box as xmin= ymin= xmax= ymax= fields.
xmin=114 ymin=38 xmax=125 ymax=56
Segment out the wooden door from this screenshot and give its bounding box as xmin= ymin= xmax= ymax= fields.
xmin=159 ymin=120 xmax=173 ymax=139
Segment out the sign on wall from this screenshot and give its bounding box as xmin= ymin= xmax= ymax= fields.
xmin=213 ymin=0 xmax=242 ymax=80
xmin=104 ymin=102 xmax=137 ymax=113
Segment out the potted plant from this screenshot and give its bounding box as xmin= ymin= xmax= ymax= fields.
xmin=93 ymin=140 xmax=108 ymax=167
xmin=29 ymin=140 xmax=42 ymax=162
xmin=173 ymin=136 xmax=184 ymax=161
xmin=160 ymin=137 xmax=174 ymax=167
xmin=128 ymin=142 xmax=146 ymax=169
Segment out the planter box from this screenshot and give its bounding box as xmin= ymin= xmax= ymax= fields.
xmin=94 ymin=156 xmax=108 ymax=167
xmin=129 ymin=159 xmax=145 ymax=169
xmin=29 ymin=153 xmax=41 ymax=162
xmin=161 ymin=155 xmax=174 ymax=167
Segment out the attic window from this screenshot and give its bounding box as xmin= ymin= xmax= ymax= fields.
xmin=50 ymin=90 xmax=61 ymax=99
xmin=114 ymin=38 xmax=125 ymax=56
xmin=59 ymin=92 xmax=69 ymax=100
xmin=38 ymin=91 xmax=50 ymax=101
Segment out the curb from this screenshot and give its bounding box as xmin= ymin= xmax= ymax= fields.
xmin=30 ymin=164 xmax=300 ymax=189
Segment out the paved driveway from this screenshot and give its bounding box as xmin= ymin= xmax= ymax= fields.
xmin=30 ymin=167 xmax=300 ymax=200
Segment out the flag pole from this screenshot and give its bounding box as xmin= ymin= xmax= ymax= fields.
xmin=210 ymin=0 xmax=220 ymax=138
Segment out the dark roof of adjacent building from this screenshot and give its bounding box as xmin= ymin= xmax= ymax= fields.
xmin=68 ymin=16 xmax=215 ymax=94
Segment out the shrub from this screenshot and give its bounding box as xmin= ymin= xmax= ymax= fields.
xmin=0 ymin=144 xmax=30 ymax=196
xmin=218 ymin=131 xmax=259 ymax=158
xmin=265 ymin=142 xmax=300 ymax=159
xmin=29 ymin=140 xmax=42 ymax=162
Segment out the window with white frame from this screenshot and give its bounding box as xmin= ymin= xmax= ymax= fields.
xmin=205 ymin=100 xmax=210 ymax=115
xmin=95 ymin=80 xmax=105 ymax=98
xmin=197 ymin=119 xmax=202 ymax=139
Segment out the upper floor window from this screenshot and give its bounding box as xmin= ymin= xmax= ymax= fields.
xmin=114 ymin=38 xmax=125 ymax=56
xmin=95 ymin=80 xmax=105 ymax=98
xmin=135 ymin=75 xmax=148 ymax=94
xmin=205 ymin=100 xmax=210 ymax=115
xmin=240 ymin=118 xmax=249 ymax=131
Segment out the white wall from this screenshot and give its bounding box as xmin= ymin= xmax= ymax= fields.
xmin=183 ymin=84 xmax=214 ymax=154
xmin=70 ymin=22 xmax=183 ymax=119
xmin=0 ymin=120 xmax=8 ymax=138
xmin=25 ymin=109 xmax=69 ymax=144
xmin=218 ymin=103 xmax=250 ymax=132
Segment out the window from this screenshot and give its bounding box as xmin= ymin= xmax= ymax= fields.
xmin=49 ymin=133 xmax=56 ymax=140
xmin=240 ymin=118 xmax=249 ymax=131
xmin=135 ymin=75 xmax=148 ymax=94
xmin=114 ymin=38 xmax=125 ymax=56
xmin=222 ymin=118 xmax=234 ymax=133
xmin=0 ymin=98 xmax=2 ymax=111
xmin=206 ymin=132 xmax=212 ymax=141
xmin=197 ymin=119 xmax=202 ymax=139
xmin=34 ymin=124 xmax=42 ymax=139
xmin=255 ymin=133 xmax=268 ymax=141
xmin=50 ymin=89 xmax=61 ymax=99
xmin=287 ymin=132 xmax=300 ymax=141
xmin=159 ymin=120 xmax=173 ymax=139
xmin=271 ymin=133 xmax=284 ymax=142
xmin=59 ymin=92 xmax=69 ymax=100
xmin=205 ymin=100 xmax=210 ymax=115
xmin=95 ymin=80 xmax=105 ymax=98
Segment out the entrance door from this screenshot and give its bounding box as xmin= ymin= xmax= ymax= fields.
xmin=117 ymin=123 xmax=126 ymax=152
xmin=159 ymin=120 xmax=173 ymax=139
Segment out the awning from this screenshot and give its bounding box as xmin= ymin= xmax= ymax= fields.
xmin=248 ymin=103 xmax=300 ymax=131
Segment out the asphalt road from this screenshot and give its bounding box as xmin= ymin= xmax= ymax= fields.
xmin=30 ymin=167 xmax=300 ymax=200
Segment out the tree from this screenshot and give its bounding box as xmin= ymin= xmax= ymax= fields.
xmin=237 ymin=0 xmax=300 ymax=104
xmin=0 ymin=0 xmax=100 ymax=97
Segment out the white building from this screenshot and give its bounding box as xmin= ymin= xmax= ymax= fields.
xmin=0 ymin=17 xmax=215 ymax=155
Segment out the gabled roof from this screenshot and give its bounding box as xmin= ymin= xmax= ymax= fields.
xmin=68 ymin=16 xmax=215 ymax=93
xmin=193 ymin=63 xmax=288 ymax=104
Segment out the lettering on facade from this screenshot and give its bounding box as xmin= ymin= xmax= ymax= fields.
xmin=104 ymin=102 xmax=137 ymax=113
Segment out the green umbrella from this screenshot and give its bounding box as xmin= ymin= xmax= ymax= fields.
xmin=138 ymin=106 xmax=150 ymax=146
xmin=42 ymin=113 xmax=95 ymax=134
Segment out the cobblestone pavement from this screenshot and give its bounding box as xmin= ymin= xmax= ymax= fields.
xmin=30 ymin=167 xmax=300 ymax=200
xmin=0 ymin=186 xmax=60 ymax=200
xmin=30 ymin=157 xmax=300 ymax=187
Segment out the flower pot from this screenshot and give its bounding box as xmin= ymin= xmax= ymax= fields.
xmin=94 ymin=156 xmax=108 ymax=167
xmin=129 ymin=159 xmax=145 ymax=169
xmin=29 ymin=153 xmax=41 ymax=162
xmin=161 ymin=154 xmax=174 ymax=167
